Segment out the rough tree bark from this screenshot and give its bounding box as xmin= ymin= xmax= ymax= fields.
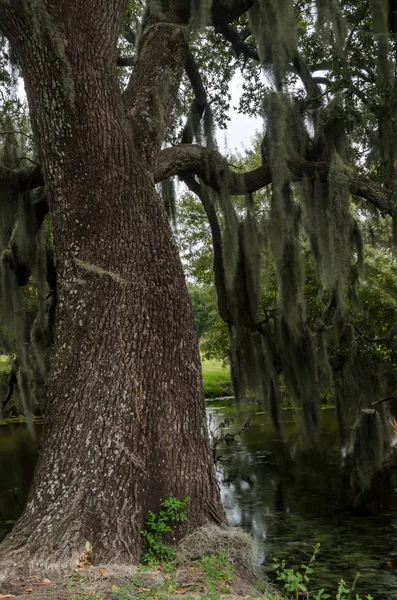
xmin=0 ymin=1 xmax=224 ymax=574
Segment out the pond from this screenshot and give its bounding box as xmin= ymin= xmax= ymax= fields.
xmin=1 ymin=403 xmax=397 ymax=599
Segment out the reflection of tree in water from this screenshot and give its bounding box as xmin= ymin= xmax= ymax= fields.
xmin=209 ymin=402 xmax=397 ymax=598
xmin=0 ymin=425 xmax=39 ymax=540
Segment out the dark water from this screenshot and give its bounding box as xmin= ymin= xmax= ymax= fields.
xmin=207 ymin=401 xmax=397 ymax=600
xmin=2 ymin=406 xmax=397 ymax=598
xmin=0 ymin=423 xmax=38 ymax=540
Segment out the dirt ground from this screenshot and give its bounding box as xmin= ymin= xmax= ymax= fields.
xmin=0 ymin=565 xmax=271 ymax=600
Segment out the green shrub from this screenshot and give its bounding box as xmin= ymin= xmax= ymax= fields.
xmin=140 ymin=497 xmax=190 ymax=564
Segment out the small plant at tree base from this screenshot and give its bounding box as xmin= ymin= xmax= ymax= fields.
xmin=195 ymin=553 xmax=234 ymax=594
xmin=140 ymin=497 xmax=190 ymax=564
xmin=264 ymin=543 xmax=374 ymax=600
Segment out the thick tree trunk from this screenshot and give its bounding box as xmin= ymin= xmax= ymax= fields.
xmin=0 ymin=1 xmax=224 ymax=574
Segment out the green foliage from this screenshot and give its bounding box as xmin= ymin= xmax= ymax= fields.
xmin=188 ymin=285 xmax=218 ymax=340
xmin=197 ymin=553 xmax=234 ymax=586
xmin=140 ymin=497 xmax=190 ymax=564
xmin=265 ymin=544 xmax=374 ymax=600
xmin=200 ymin=317 xmax=229 ymax=364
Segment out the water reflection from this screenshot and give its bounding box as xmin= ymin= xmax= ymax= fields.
xmin=208 ymin=400 xmax=397 ymax=599
xmin=0 ymin=423 xmax=38 ymax=539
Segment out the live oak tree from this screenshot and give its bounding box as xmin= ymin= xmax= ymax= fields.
xmin=1 ymin=0 xmax=397 ymax=576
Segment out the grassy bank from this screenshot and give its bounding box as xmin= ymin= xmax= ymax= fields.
xmin=201 ymin=359 xmax=232 ymax=399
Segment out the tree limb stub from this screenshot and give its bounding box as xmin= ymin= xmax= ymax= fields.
xmin=155 ymin=144 xmax=396 ymax=215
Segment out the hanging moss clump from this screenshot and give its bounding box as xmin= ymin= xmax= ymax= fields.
xmin=228 ymin=325 xmax=265 ymax=401
xmin=203 ymin=104 xmax=216 ymax=150
xmin=263 ymin=94 xmax=307 ymax=334
xmin=278 ymin=317 xmax=320 ymax=438
xmin=0 ymin=124 xmax=53 ymax=421
xmin=268 ymin=186 xmax=305 ymax=335
xmin=315 ymin=0 xmax=346 ymax=52
xmin=161 ymin=177 xmax=177 ymax=226
xmin=312 ymin=319 xmax=333 ymax=389
xmin=189 ymin=0 xmax=213 ymax=30
xmin=216 ymin=184 xmax=239 ymax=295
xmin=267 ymin=376 xmax=283 ymax=441
xmin=327 ymin=152 xmax=353 ymax=309
xmin=248 ymin=0 xmax=297 ymax=88
xmin=351 ymin=408 xmax=388 ymax=494
xmin=350 ymin=218 xmax=365 ymax=278
xmin=224 ymin=211 xmax=268 ymax=401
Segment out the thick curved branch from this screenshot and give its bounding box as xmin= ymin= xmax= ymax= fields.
xmin=156 ymin=144 xmax=269 ymax=194
xmin=169 ymin=0 xmax=254 ymax=26
xmin=155 ymin=144 xmax=396 ymax=214
xmin=211 ymin=0 xmax=254 ymax=25
xmin=180 ymin=173 xmax=231 ymax=322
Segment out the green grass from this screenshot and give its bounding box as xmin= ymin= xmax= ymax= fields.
xmin=202 ymin=359 xmax=232 ymax=399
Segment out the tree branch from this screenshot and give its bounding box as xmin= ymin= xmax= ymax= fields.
xmin=180 ymin=173 xmax=231 ymax=322
xmin=292 ymin=52 xmax=323 ymax=97
xmin=210 ymin=0 xmax=254 ymax=25
xmin=370 ymin=396 xmax=397 ymax=407
xmin=168 ymin=0 xmax=254 ymax=26
xmin=154 ymin=143 xmax=396 ymax=214
xmin=181 ymin=52 xmax=208 ymax=144
xmin=123 ymin=21 xmax=188 ymax=163
xmin=213 ymin=25 xmax=323 ymax=99
xmin=214 ymin=24 xmax=259 ymax=62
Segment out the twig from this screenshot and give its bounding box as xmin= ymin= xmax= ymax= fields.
xmin=0 ymin=129 xmax=34 ymax=141
xmin=370 ymin=396 xmax=397 ymax=407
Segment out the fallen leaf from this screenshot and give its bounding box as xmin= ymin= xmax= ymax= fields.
xmin=386 ymin=561 xmax=393 ymax=568
xmin=85 ymin=541 xmax=92 ymax=553
xmin=0 ymin=594 xmax=15 ymax=598
xmin=175 ymin=589 xmax=188 ymax=594
xmin=110 ymin=585 xmax=119 ymax=592
xmin=26 ymin=589 xmax=33 ymax=593
xmin=99 ymin=567 xmax=109 ymax=577
xmin=42 ymin=578 xmax=52 ymax=585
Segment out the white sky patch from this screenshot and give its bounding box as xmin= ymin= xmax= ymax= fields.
xmin=217 ymin=71 xmax=262 ymax=154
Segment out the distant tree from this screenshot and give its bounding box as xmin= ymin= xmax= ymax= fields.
xmin=1 ymin=0 xmax=397 ymax=574
xmin=188 ymin=285 xmax=218 ymax=339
